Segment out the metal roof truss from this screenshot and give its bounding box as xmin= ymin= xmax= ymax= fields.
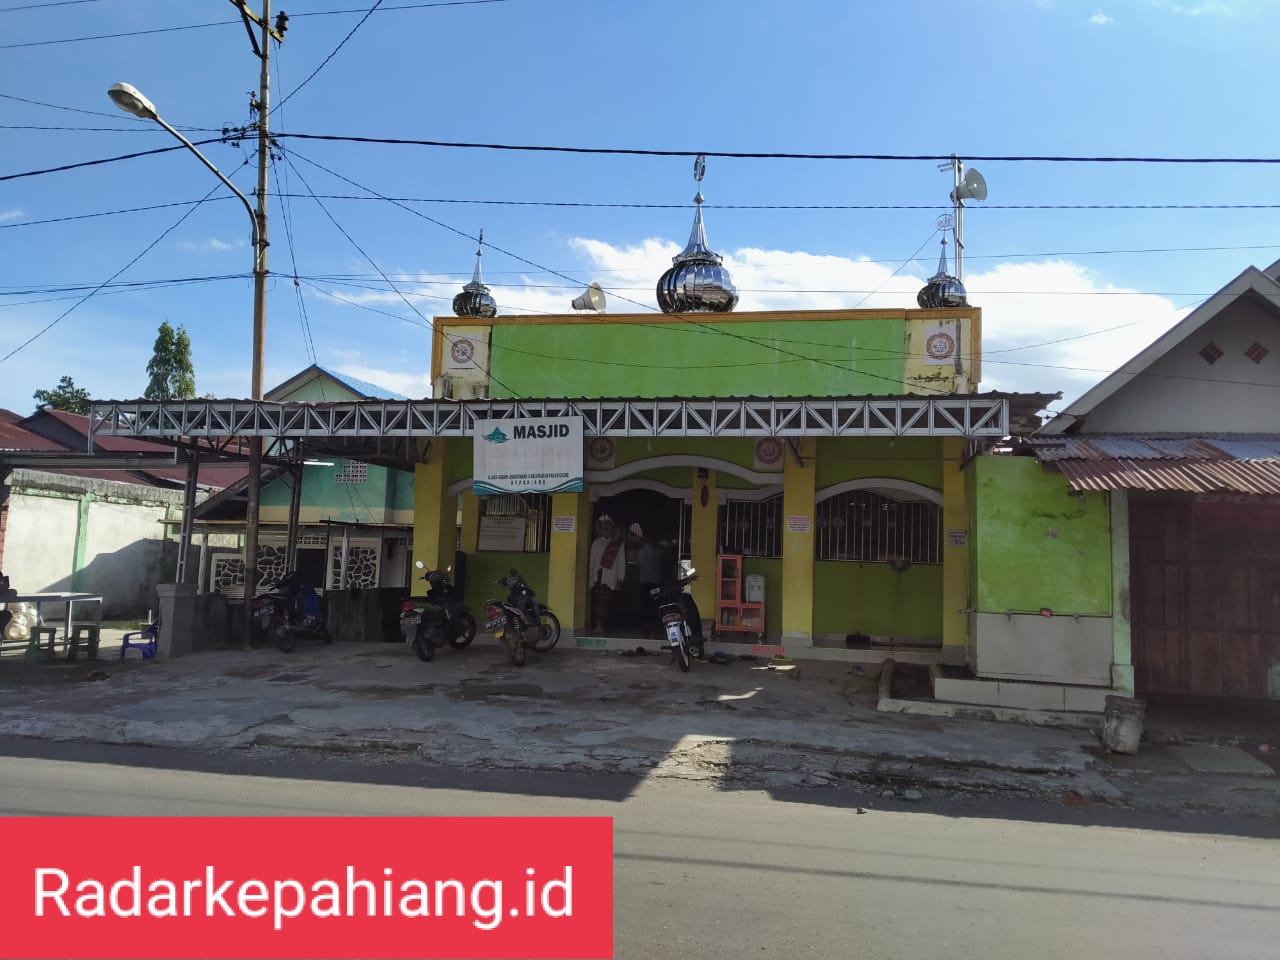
xmin=88 ymin=396 xmax=1011 ymax=442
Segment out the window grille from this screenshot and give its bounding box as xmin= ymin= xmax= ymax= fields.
xmin=815 ymin=491 xmax=941 ymax=564
xmin=717 ymin=494 xmax=782 ymax=558
xmin=480 ymin=493 xmax=551 ymax=553
xmin=334 ymin=461 xmax=368 ymax=484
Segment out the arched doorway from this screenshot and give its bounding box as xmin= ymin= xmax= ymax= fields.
xmin=589 ymin=488 xmax=684 ymax=636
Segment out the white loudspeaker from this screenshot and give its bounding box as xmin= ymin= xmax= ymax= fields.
xmin=952 ymin=168 xmax=988 ymax=202
xmin=571 ymin=282 xmax=606 ymax=311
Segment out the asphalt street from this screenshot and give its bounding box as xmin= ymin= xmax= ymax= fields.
xmin=1 ymin=739 xmax=1277 ymax=960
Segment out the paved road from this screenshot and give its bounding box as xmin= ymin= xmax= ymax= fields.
xmin=1 ymin=740 xmax=1277 ymax=960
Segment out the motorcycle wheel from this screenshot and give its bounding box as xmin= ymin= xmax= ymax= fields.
xmin=448 ymin=612 xmax=477 ymax=650
xmin=411 ymin=625 xmax=435 ymax=662
xmin=673 ymin=638 xmax=691 ymax=673
xmin=532 ymin=610 xmax=561 ymax=652
xmin=270 ymin=615 xmax=296 ymax=653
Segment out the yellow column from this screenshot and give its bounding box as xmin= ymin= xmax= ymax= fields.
xmin=459 ymin=489 xmax=480 ymax=555
xmin=782 ymin=437 xmax=817 ymax=645
xmin=547 ymin=491 xmax=592 ymax=635
xmin=412 ymin=438 xmax=454 ymax=573
xmin=941 ymin=437 xmax=970 ymax=662
xmin=690 ymin=468 xmax=718 ymax=624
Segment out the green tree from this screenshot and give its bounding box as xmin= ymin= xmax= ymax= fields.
xmin=33 ymin=375 xmax=90 ymax=414
xmin=144 ymin=321 xmax=196 ymax=400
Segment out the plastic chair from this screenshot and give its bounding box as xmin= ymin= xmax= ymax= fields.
xmin=121 ymin=622 xmax=158 ymax=660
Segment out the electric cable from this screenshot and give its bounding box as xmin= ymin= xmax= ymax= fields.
xmin=271 ymin=0 xmax=385 ymax=117
xmin=0 ymin=177 xmax=233 ymax=365
xmin=0 ymin=138 xmax=228 ymax=182
xmin=283 ymin=145 xmax=944 ymax=394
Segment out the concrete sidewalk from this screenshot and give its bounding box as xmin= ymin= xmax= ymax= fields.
xmin=0 ymin=638 xmax=1277 ymax=819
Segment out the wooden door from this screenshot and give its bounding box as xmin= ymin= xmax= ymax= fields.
xmin=1131 ymin=495 xmax=1280 ymax=699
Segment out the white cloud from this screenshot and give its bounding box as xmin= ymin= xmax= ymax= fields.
xmin=0 ymin=209 xmax=22 ymax=222
xmin=180 ymin=237 xmax=237 ymax=252
xmin=1151 ymin=0 xmax=1245 ymax=15
xmin=1090 ymin=10 xmax=1114 ymax=24
xmin=320 ymin=351 xmax=433 ymax=398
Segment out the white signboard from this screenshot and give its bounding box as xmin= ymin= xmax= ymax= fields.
xmin=473 ymin=416 xmax=585 ymax=495
xmin=478 ymin=516 xmax=527 ymax=552
xmin=922 ymin=321 xmax=959 ymax=366
xmin=787 ymin=515 xmax=811 ymax=534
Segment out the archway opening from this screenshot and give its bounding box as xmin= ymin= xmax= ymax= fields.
xmin=588 ymin=487 xmax=685 ymax=638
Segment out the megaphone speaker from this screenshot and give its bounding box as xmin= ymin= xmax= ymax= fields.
xmin=952 ymin=168 xmax=988 ymax=202
xmin=571 ymin=282 xmax=606 ymax=311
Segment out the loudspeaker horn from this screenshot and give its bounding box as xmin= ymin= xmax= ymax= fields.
xmin=952 ymin=167 xmax=988 ymax=202
xmin=571 ymin=282 xmax=606 ymax=312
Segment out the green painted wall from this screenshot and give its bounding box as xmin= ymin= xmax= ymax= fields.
xmin=261 ymin=459 xmax=413 ymax=517
xmin=461 ymin=551 xmax=550 ymax=620
xmin=814 ymin=561 xmax=943 ymax=638
xmin=274 ymin=378 xmax=363 ymax=403
xmin=815 ymin=437 xmax=943 ymax=489
xmin=489 ymin=319 xmax=906 ymax=399
xmin=972 ymin=456 xmax=1112 ymax=616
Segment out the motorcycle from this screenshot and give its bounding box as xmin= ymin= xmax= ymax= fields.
xmin=482 ymin=569 xmax=561 ymax=667
xmin=399 ymin=561 xmax=476 ymax=662
xmin=253 ymin=570 xmax=329 ymax=653
xmin=649 ymin=568 xmax=704 ymax=672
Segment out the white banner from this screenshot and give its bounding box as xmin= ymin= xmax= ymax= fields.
xmin=473 ymin=416 xmax=584 ymax=495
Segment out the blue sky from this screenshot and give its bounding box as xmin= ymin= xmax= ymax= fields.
xmin=4 ymin=0 xmax=1280 ymax=414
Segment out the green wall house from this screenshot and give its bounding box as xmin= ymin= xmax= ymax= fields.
xmin=192 ymin=365 xmax=417 ymax=597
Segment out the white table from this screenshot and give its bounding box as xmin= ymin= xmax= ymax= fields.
xmin=0 ymin=592 xmax=104 ymax=657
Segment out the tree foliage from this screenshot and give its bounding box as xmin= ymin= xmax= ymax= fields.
xmin=33 ymin=375 xmax=90 ymax=414
xmin=144 ymin=321 xmax=196 ymax=400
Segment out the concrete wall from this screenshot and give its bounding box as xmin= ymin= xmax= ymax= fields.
xmin=3 ymin=470 xmax=184 ymax=619
xmin=969 ymin=456 xmax=1114 ymax=685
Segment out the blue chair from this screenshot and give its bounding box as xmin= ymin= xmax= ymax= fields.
xmin=121 ymin=622 xmax=158 ymax=659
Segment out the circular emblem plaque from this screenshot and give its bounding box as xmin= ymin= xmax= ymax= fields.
xmin=756 ymin=437 xmax=783 ymax=466
xmin=450 ymin=338 xmax=475 ymax=365
xmin=588 ymin=436 xmax=614 ymax=463
xmin=926 ymin=332 xmax=956 ymax=360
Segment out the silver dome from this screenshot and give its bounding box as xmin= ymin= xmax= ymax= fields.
xmin=656 ymin=157 xmax=738 ymax=313
xmin=453 ymin=231 xmax=498 ymax=318
xmin=917 ymin=237 xmax=968 ymax=309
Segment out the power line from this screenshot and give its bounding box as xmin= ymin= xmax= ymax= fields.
xmin=0 ymin=0 xmax=111 ymax=10
xmin=272 ymin=0 xmax=385 ymax=116
xmin=277 ymin=133 xmax=1280 ymax=165
xmin=0 ymin=139 xmax=228 ymax=182
xmin=0 ymin=178 xmax=232 ymax=365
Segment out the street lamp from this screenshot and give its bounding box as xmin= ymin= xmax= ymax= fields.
xmin=109 ymin=81 xmax=267 ymax=649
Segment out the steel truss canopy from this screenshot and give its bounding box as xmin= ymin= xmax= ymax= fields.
xmin=88 ymin=394 xmax=1056 ymax=443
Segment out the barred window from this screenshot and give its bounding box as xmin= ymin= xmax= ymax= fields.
xmin=815 ymin=491 xmax=942 ymax=564
xmin=478 ymin=493 xmax=551 ymax=553
xmin=334 ymin=461 xmax=368 ymax=484
xmin=717 ymin=494 xmax=783 ymax=558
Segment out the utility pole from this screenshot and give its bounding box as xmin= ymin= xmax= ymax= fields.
xmin=229 ymin=0 xmax=288 ymax=647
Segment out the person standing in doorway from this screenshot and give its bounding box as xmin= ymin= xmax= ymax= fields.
xmin=636 ymin=526 xmax=667 ymax=638
xmin=588 ymin=515 xmax=625 ymax=633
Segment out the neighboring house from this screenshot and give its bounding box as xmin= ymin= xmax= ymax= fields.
xmin=190 ymin=365 xmax=416 ymax=598
xmin=0 ymin=408 xmax=244 ymax=618
xmin=943 ymin=258 xmax=1280 ymax=706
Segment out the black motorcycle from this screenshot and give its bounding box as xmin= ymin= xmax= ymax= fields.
xmin=482 ymin=569 xmax=560 ymax=667
xmin=252 ymin=570 xmax=329 ymax=652
xmin=399 ymin=561 xmax=476 ymax=662
xmin=649 ymin=569 xmax=705 ymax=672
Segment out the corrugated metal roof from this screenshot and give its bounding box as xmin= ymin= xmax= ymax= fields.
xmin=1029 ymin=434 xmax=1280 ymax=495
xmin=1055 ymin=458 xmax=1280 ymax=495
xmin=1029 ymin=436 xmax=1280 ymax=462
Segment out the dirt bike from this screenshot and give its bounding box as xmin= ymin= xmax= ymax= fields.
xmin=482 ymin=569 xmax=560 ymax=667
xmin=399 ymin=561 xmax=476 ymax=662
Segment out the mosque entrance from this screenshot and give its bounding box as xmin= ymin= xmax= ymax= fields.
xmin=587 ymin=488 xmax=685 ymax=637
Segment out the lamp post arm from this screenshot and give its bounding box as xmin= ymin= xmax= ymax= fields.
xmin=150 ymin=113 xmax=259 ymax=253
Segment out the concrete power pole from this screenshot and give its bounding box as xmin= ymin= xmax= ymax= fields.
xmin=230 ymin=0 xmax=287 ymax=647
